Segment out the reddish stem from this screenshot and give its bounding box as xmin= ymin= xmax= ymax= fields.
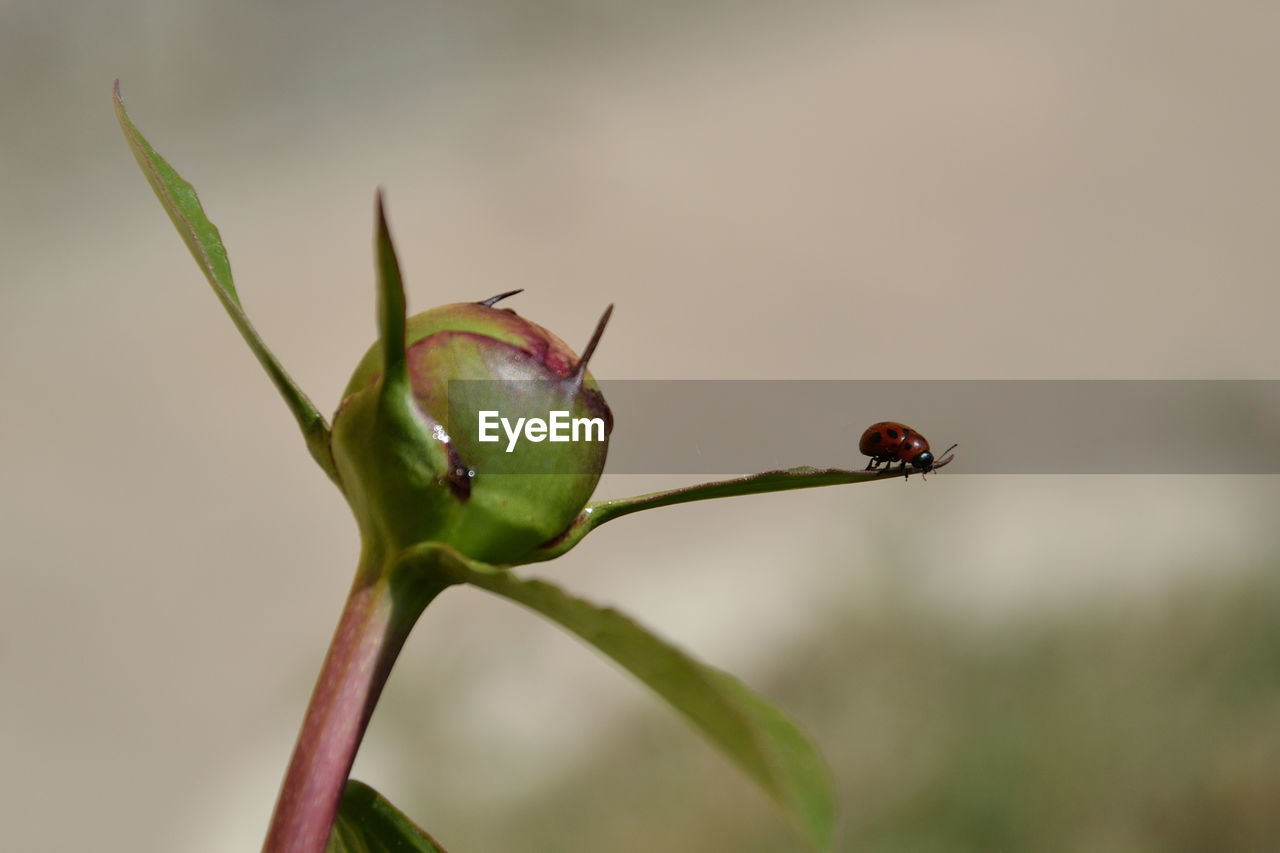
xmin=261 ymin=571 xmax=445 ymax=853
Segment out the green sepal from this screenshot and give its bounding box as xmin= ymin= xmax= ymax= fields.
xmin=374 ymin=191 xmax=409 ymax=394
xmin=112 ymin=81 xmax=339 ymax=486
xmin=329 ymin=196 xmax=460 ymax=556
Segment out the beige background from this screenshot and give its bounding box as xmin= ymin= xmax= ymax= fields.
xmin=3 ymin=1 xmax=1279 ymax=850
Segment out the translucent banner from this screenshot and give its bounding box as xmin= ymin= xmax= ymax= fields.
xmin=444 ymin=381 xmax=1280 ymax=474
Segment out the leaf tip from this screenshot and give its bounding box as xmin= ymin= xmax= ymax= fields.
xmin=112 ymin=79 xmax=129 ymax=127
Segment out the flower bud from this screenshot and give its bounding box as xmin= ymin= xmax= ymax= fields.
xmin=330 ymin=296 xmax=612 ymax=565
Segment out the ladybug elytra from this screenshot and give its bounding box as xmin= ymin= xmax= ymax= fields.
xmin=859 ymin=421 xmax=956 ymax=478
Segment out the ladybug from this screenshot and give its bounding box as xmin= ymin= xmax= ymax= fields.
xmin=859 ymin=421 xmax=956 ymax=478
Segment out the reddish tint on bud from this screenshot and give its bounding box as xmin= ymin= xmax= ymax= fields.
xmin=331 ymin=295 xmax=612 ymax=565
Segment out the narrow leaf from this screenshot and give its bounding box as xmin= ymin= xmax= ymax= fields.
xmin=533 ymin=457 xmax=953 ymax=561
xmin=112 ymin=81 xmax=339 ymax=485
xmin=453 ymin=562 xmax=837 ymax=851
xmin=326 ymin=779 xmax=449 ymax=853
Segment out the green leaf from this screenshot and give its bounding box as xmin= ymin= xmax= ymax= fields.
xmin=327 ymin=779 xmax=450 ymax=853
xmin=452 ymin=561 xmax=838 ymax=851
xmin=532 ymin=460 xmax=951 ymax=561
xmin=112 ymin=81 xmax=339 ymax=486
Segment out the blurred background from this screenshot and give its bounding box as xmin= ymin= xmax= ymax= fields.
xmin=3 ymin=1 xmax=1280 ymax=850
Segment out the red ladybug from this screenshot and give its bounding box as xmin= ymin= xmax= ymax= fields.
xmin=859 ymin=421 xmax=956 ymax=477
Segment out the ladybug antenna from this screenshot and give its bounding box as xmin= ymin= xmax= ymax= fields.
xmin=919 ymin=443 xmax=959 ymax=482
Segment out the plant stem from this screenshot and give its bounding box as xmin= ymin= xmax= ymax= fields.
xmin=261 ymin=562 xmax=446 ymax=853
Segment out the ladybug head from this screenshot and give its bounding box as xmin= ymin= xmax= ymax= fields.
xmin=905 ymin=438 xmax=958 ymax=476
xmin=908 ymin=450 xmax=935 ymax=472
xmin=913 ymin=442 xmax=959 ymax=477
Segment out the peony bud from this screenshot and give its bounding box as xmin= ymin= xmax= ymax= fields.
xmin=330 ymin=293 xmax=613 ymax=565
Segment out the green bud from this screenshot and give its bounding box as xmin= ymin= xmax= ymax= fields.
xmin=330 ymin=292 xmax=613 ymax=565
